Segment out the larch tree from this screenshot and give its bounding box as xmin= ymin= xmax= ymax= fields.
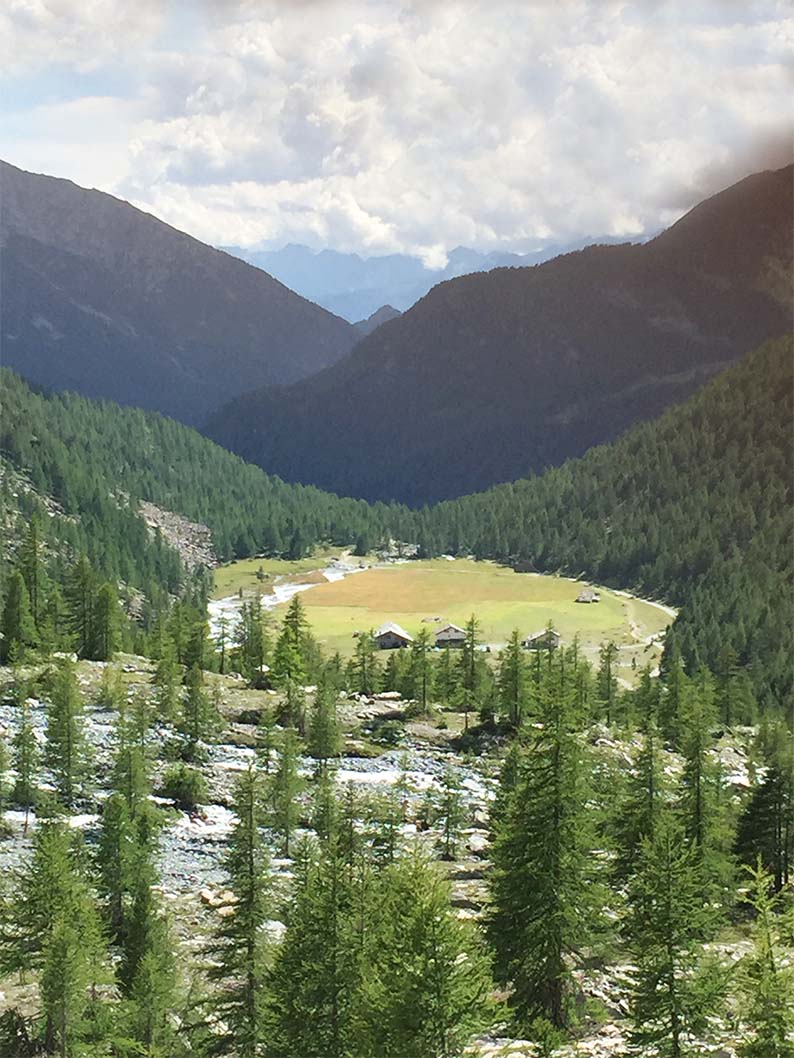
xmin=488 ymin=647 xmax=601 ymax=1029
xmin=497 ymin=629 xmax=528 ymax=728
xmin=359 ymin=849 xmax=493 ymax=1058
xmin=736 ymin=860 xmax=794 ymax=1058
xmin=1 ymin=572 xmax=38 ymax=663
xmin=44 ymin=659 xmax=91 ymax=809
xmin=270 ymin=727 xmax=304 ymax=857
xmin=307 ymin=677 xmax=342 ymax=773
xmin=207 ymin=767 xmax=271 ymax=1058
xmin=625 ymin=810 xmax=726 ymax=1058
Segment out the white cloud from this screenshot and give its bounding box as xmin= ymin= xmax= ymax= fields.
xmin=1 ymin=0 xmax=791 ymax=262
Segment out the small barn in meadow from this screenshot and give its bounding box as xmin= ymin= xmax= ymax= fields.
xmin=373 ymin=622 xmax=414 ymax=649
xmin=434 ymin=623 xmax=467 ymax=648
xmin=523 ymin=628 xmax=561 ymax=651
xmin=576 ymin=588 xmax=601 ymax=604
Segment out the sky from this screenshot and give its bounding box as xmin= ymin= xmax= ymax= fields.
xmin=1 ymin=0 xmax=792 ymax=267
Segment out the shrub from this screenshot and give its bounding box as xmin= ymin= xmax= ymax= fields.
xmin=160 ymin=763 xmax=207 ymax=810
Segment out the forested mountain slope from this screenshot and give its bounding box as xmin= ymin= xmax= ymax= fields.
xmin=418 ymin=337 xmax=794 ymax=707
xmin=208 ymin=164 xmax=793 ymax=504
xmin=0 ymin=370 xmax=406 ymax=599
xmin=0 ymin=160 xmax=358 ymax=424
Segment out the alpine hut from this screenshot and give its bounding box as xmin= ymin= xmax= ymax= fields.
xmin=523 ymin=628 xmax=561 ymax=651
xmin=434 ymin=623 xmax=467 ymax=648
xmin=373 ymin=622 xmax=414 ymax=649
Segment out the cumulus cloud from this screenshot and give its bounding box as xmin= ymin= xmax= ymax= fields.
xmin=1 ymin=0 xmax=791 ymax=263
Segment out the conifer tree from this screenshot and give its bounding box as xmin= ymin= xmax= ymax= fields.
xmin=92 ymin=581 xmax=122 ymax=661
xmin=179 ymin=664 xmax=219 ymax=758
xmin=596 ymin=640 xmax=619 ymax=726
xmin=152 ymin=637 xmax=179 ymax=719
xmin=612 ymin=715 xmax=666 ymax=882
xmin=256 ymin=705 xmax=278 ymax=774
xmin=434 ymin=646 xmax=457 ymax=709
xmin=488 ymin=649 xmax=600 ymax=1028
xmin=625 ymin=810 xmax=726 ymax=1058
xmin=207 ymin=767 xmax=271 ymax=1058
xmin=270 ymin=728 xmax=303 ymax=857
xmin=278 ymin=678 xmax=306 ymax=734
xmin=307 ymin=678 xmax=342 ymax=772
xmin=457 ymin=615 xmax=482 ymax=731
xmin=96 ymin=792 xmax=139 ymax=942
xmin=406 ymin=628 xmax=434 ymax=713
xmin=17 ymin=512 xmax=47 ymax=631
xmin=11 ymin=688 xmax=38 ymax=815
xmin=44 ymin=659 xmax=90 ymax=808
xmin=677 ymin=672 xmax=734 ymax=904
xmin=736 ymin=860 xmax=794 ymax=1058
xmin=40 ymin=915 xmax=92 ymax=1058
xmin=360 ymin=850 xmax=493 ymax=1058
xmin=435 ymin=767 xmax=465 ymax=861
xmin=735 ymin=729 xmax=793 ymax=891
xmin=64 ymin=555 xmax=97 ymax=659
xmin=0 ymin=571 xmax=38 ymax=662
xmin=267 ymin=840 xmax=362 ymax=1058
xmin=235 ymin=598 xmax=270 ymax=687
xmin=497 ymin=629 xmax=528 ymax=727
xmin=0 ymin=821 xmax=107 ymax=995
xmin=351 ymin=630 xmax=381 ymax=696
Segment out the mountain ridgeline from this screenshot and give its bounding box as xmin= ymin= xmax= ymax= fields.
xmin=0 ymin=160 xmax=358 ymax=425
xmin=208 ymin=164 xmax=793 ymax=505
xmin=417 ymin=337 xmax=794 ymax=709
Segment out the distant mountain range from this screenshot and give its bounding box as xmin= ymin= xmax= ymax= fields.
xmin=0 ymin=160 xmax=358 ymax=424
xmin=221 ymin=238 xmax=632 ymax=322
xmin=208 ymin=164 xmax=794 ymax=505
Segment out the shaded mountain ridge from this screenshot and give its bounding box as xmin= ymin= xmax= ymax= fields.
xmin=208 ymin=164 xmax=793 ymax=505
xmin=0 ymin=160 xmax=358 ymax=424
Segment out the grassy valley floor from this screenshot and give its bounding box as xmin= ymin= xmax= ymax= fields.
xmin=214 ymin=555 xmax=675 ymax=685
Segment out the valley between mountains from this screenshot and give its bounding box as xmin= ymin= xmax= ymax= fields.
xmin=0 ymin=156 xmax=791 ymax=1057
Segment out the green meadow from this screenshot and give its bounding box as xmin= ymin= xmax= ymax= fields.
xmin=245 ymin=557 xmax=674 ymax=678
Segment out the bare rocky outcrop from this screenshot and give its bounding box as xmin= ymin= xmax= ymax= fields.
xmin=139 ymin=501 xmax=215 ymax=570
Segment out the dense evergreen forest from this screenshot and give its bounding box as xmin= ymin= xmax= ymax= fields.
xmin=417 ymin=337 xmax=794 ymax=711
xmin=0 ymin=367 xmax=407 ymax=583
xmin=2 ymin=337 xmax=793 ymax=714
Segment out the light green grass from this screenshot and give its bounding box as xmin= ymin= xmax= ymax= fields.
xmin=270 ymin=559 xmax=672 ymax=670
xmin=212 ymin=548 xmax=346 ymax=599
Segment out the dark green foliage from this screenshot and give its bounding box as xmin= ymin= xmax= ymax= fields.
xmin=488 ymin=645 xmax=601 ymax=1029
xmin=307 ymin=678 xmax=342 ymax=770
xmin=0 ymin=367 xmax=405 ymax=592
xmin=159 ymin=763 xmax=207 ymax=810
xmin=11 ymin=688 xmax=38 ymax=809
xmin=625 ymin=810 xmax=727 ymax=1057
xmin=497 ymin=630 xmax=528 ymax=728
xmin=421 ymin=338 xmax=794 ymax=711
xmin=736 ymin=860 xmax=794 ymax=1058
xmin=269 ymin=728 xmax=304 ymax=857
xmin=179 ymin=664 xmax=219 ymax=756
xmin=611 ymin=715 xmax=666 ymax=883
xmin=0 ymin=572 xmax=37 ymax=663
xmin=358 ymin=851 xmax=493 ymax=1058
xmin=735 ymin=727 xmax=794 ymax=892
xmin=268 ymin=841 xmax=492 ymax=1058
xmin=206 ymin=767 xmax=271 ymax=1058
xmin=44 ymin=659 xmax=91 ymax=807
